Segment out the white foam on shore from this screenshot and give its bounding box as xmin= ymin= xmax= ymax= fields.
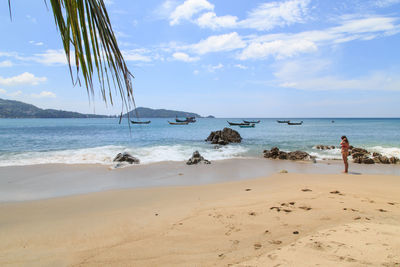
xmin=0 ymin=144 xmax=249 ymax=167
xmin=368 ymin=146 xmax=400 ymax=158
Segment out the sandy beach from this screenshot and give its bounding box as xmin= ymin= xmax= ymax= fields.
xmin=1 ymin=161 xmax=400 ymax=266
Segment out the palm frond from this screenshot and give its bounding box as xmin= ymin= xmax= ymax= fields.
xmin=32 ymin=0 xmax=134 ymax=113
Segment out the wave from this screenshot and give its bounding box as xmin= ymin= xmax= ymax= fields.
xmin=309 ymin=145 xmax=400 ymax=161
xmin=0 ymin=144 xmax=249 ymax=167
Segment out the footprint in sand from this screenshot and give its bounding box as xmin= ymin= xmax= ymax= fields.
xmin=387 ymin=202 xmax=396 ymax=205
xmin=299 ymin=206 xmax=312 ymax=211
xmin=270 ymin=207 xmax=281 ymax=212
xmin=245 ymin=188 xmax=252 ymax=191
xmin=378 ymin=209 xmax=388 ymax=212
xmin=269 ymin=240 xmax=282 ymax=245
xmin=293 ymin=231 xmax=299 ymax=234
xmin=330 ymin=190 xmax=344 ymax=195
xmin=248 ymin=211 xmax=256 ymax=216
xmin=302 ymin=188 xmax=312 ymax=192
xmin=254 ymin=243 xmax=262 ymax=250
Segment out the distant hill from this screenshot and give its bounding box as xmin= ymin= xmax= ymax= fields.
xmin=0 ymin=98 xmax=111 ymax=118
xmin=125 ymin=107 xmax=211 ymax=118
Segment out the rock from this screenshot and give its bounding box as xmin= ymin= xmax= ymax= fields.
xmin=372 ymin=152 xmax=382 ymax=157
xmin=206 ymin=128 xmax=242 ymax=145
xmin=377 ymin=156 xmax=390 ymax=164
xmin=186 ymin=151 xmax=211 ymax=165
xmin=390 ymin=157 xmax=399 ymax=164
xmin=288 ymin=151 xmax=310 ymax=161
xmin=315 ymin=145 xmax=335 ymax=150
xmin=113 ymin=152 xmax=140 ymax=164
xmin=264 ymin=147 xmax=310 ymax=161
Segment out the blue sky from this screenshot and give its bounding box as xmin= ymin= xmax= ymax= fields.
xmin=1 ymin=0 xmax=400 ymax=117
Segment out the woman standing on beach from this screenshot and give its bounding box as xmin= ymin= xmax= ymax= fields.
xmin=341 ymin=136 xmax=350 ymax=173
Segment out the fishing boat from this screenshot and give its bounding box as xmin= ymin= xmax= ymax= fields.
xmin=277 ymin=120 xmax=290 ymax=123
xmin=176 ymin=116 xmax=196 ymax=123
xmin=243 ymin=120 xmax=260 ymax=124
xmin=287 ymin=121 xmax=303 ymax=125
xmin=227 ymin=121 xmax=250 ymax=126
xmin=130 ymin=120 xmax=151 ymax=124
xmin=239 ymin=123 xmax=255 ymax=128
xmin=168 ymin=121 xmax=189 ymax=125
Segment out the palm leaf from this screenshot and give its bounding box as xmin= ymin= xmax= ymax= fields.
xmin=9 ymin=0 xmax=135 ymax=115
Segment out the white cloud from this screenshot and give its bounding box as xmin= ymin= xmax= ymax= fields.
xmin=122 ymin=49 xmax=152 ymax=62
xmin=234 ymin=64 xmax=248 ymax=69
xmin=169 ymin=0 xmax=214 ymax=25
xmin=172 ymin=52 xmax=199 ymax=62
xmin=193 ymin=70 xmax=199 ymax=75
xmin=26 ymin=15 xmax=37 ymax=23
xmin=0 ymin=72 xmax=47 ymax=86
xmin=29 ymin=41 xmax=44 ymax=46
xmin=273 ymin=59 xmax=400 ymax=91
xmin=207 ymin=63 xmax=224 ymax=72
xmin=31 ymin=91 xmax=56 ymax=98
xmin=7 ymin=90 xmax=22 ymax=97
xmin=0 ymin=88 xmax=6 ymax=94
xmin=196 ymin=12 xmax=237 ymax=29
xmin=0 ymin=60 xmax=13 ymax=67
xmin=166 ymin=0 xmax=310 ymax=31
xmin=373 ymin=0 xmax=400 ymax=7
xmin=239 ymin=39 xmax=317 ymax=60
xmin=33 ymin=49 xmax=70 ymax=65
xmin=238 ymin=15 xmax=400 ymax=60
xmin=239 ymin=0 xmax=311 ymax=31
xmin=189 ymin=32 xmax=246 ymax=54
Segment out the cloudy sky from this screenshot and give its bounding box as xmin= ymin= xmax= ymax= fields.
xmin=1 ymin=0 xmax=400 ymax=117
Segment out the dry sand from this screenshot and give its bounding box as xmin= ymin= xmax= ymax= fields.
xmin=1 ymin=172 xmax=400 ymax=266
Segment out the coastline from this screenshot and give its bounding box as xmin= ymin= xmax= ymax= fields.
xmin=1 ymin=171 xmax=399 ymax=266
xmin=1 ymin=158 xmax=400 ymax=202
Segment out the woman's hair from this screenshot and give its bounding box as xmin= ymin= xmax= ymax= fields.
xmin=341 ymin=136 xmax=349 ymax=143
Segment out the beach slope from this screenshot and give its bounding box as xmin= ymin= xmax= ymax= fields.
xmin=1 ymin=172 xmax=399 ymax=266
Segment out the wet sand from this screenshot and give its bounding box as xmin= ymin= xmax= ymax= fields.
xmin=0 ymin=163 xmax=400 ymax=266
xmin=1 ymin=158 xmax=400 ymax=202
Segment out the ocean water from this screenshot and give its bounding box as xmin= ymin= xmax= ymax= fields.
xmin=0 ymin=118 xmax=399 ymax=167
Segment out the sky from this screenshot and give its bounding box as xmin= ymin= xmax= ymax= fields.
xmin=1 ymin=0 xmax=400 ymax=117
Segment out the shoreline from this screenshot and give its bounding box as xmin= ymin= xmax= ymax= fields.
xmin=1 ymin=158 xmax=400 ymax=203
xmin=1 ymin=172 xmax=399 ymax=266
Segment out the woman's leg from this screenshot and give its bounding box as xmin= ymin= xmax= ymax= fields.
xmin=342 ymin=152 xmax=348 ymax=173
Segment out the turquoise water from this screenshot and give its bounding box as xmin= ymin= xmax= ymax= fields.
xmin=0 ymin=118 xmax=399 ymax=166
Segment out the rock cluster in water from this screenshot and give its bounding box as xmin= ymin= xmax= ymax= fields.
xmin=315 ymin=145 xmax=336 ymax=150
xmin=315 ymin=145 xmax=399 ymax=164
xmin=186 ymin=151 xmax=211 ymax=165
xmin=113 ymin=152 xmax=140 ymax=164
xmin=263 ymin=147 xmax=312 ymax=161
xmin=205 ymin=128 xmax=242 ymax=145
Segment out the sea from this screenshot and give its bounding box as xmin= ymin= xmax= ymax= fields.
xmin=0 ymin=118 xmax=399 ymax=167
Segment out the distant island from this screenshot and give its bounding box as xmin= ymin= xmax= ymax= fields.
xmin=125 ymin=107 xmax=214 ymax=118
xmin=0 ymin=98 xmax=214 ymax=118
xmin=0 ymin=98 xmax=113 ymax=118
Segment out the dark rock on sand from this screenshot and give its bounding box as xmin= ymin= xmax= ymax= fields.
xmin=315 ymin=145 xmax=335 ymax=150
xmin=206 ymin=128 xmax=242 ymax=145
xmin=263 ymin=147 xmax=311 ymax=161
xmin=113 ymin=152 xmax=140 ymax=164
xmin=186 ymin=151 xmax=211 ymax=165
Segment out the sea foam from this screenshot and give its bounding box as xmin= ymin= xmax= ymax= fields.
xmin=0 ymin=144 xmax=249 ymax=167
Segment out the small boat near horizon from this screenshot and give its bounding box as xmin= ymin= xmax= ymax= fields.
xmin=243 ymin=120 xmax=260 ymax=124
xmin=130 ymin=120 xmax=151 ymax=124
xmin=168 ymin=121 xmax=189 ymax=125
xmin=287 ymin=121 xmax=303 ymax=125
xmin=227 ymin=121 xmax=250 ymax=126
xmin=239 ymin=124 xmax=255 ymax=128
xmin=176 ymin=116 xmax=196 ymax=123
xmin=277 ymin=120 xmax=290 ymax=123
